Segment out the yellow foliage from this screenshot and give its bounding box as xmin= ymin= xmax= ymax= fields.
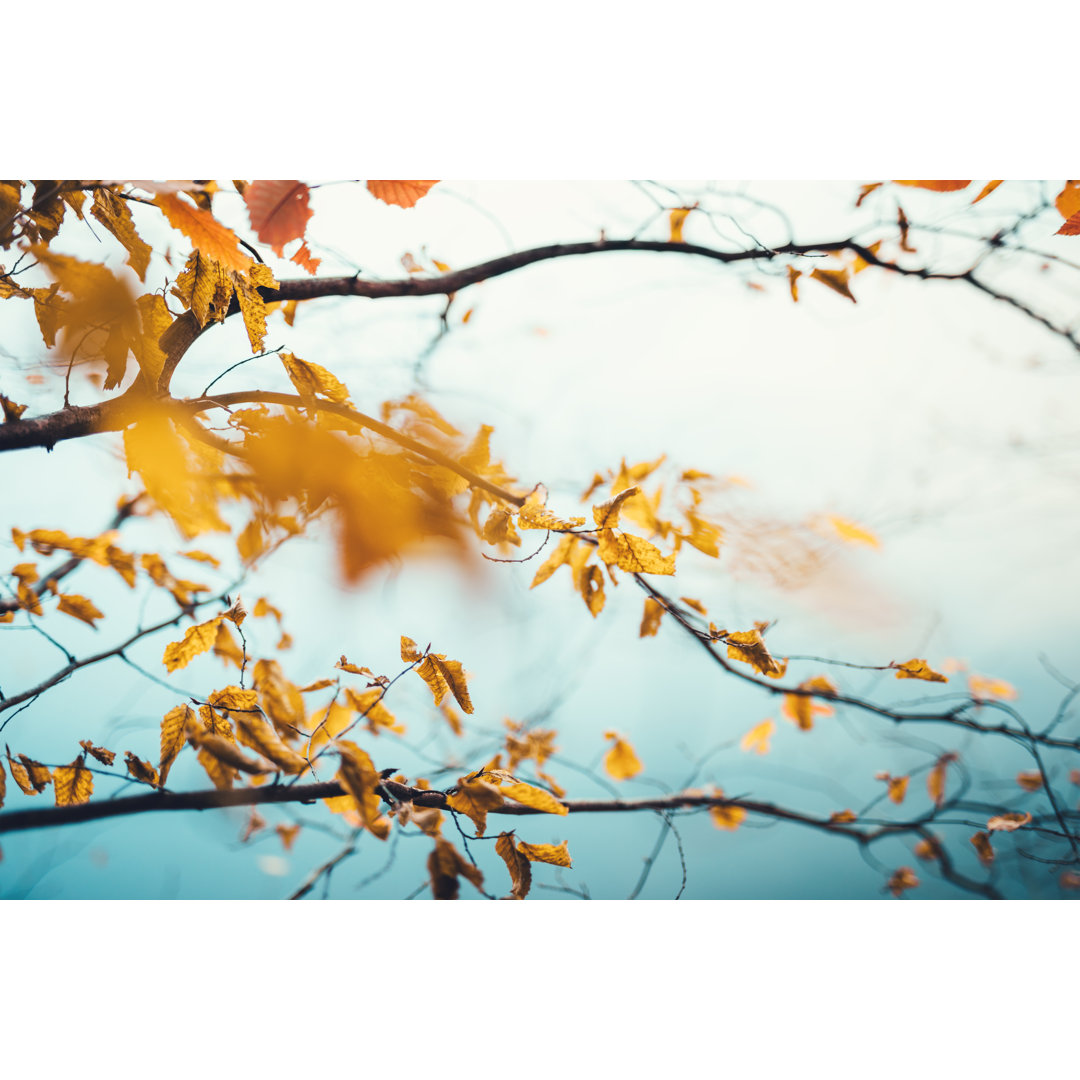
xmin=496 ymin=832 xmax=532 ymax=899
xmin=56 ymin=594 xmax=104 ymax=627
xmin=53 ymin=757 xmax=94 ymax=806
xmin=516 ymin=839 xmax=572 ymax=867
xmin=782 ymin=675 xmax=837 ymax=731
xmin=335 ymin=742 xmax=392 ymax=839
xmin=639 ymin=597 xmax=665 ymax=638
xmin=446 ymin=773 xmax=505 ymax=836
xmin=893 ymin=659 xmax=947 ymax=683
xmin=740 ymin=719 xmax=774 ymax=755
xmin=500 ymin=782 xmax=567 ymax=816
xmin=159 ymin=705 xmax=192 ymax=786
xmin=280 ymin=352 xmax=350 ymax=404
xmin=162 ymin=616 xmax=224 ymax=672
xmin=603 ymin=731 xmax=643 ymax=781
xmin=427 ymin=836 xmax=485 ymax=899
xmin=596 ymin=529 xmax=675 ymax=575
xmin=724 ymin=626 xmax=787 ymax=678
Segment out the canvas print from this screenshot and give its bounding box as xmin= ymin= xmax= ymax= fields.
xmin=1 ymin=179 xmax=1078 ymax=899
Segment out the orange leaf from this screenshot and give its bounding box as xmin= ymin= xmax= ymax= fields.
xmin=79 ymin=740 xmax=115 ymax=767
xmin=1016 ymin=771 xmax=1043 ymax=792
xmin=893 ymin=180 xmax=971 ymax=192
xmin=56 ymin=593 xmax=104 ymax=627
xmin=668 ymin=207 xmax=693 ymax=244
xmin=787 ymin=265 xmax=801 ymax=302
xmin=1054 ymin=181 xmax=1080 ymax=222
xmin=810 ymin=267 xmax=856 ymax=303
xmin=914 ymin=835 xmax=943 ymax=861
xmin=782 ymin=675 xmax=837 ymax=731
xmin=243 ymin=180 xmax=313 ymax=255
xmin=971 ymin=180 xmax=1002 ymax=204
xmin=876 ymin=772 xmax=909 ymax=804
xmin=970 ymin=831 xmax=994 ymax=864
xmin=367 ymin=181 xmax=439 ymax=209
xmin=153 ymin=194 xmax=251 ymax=273
xmin=887 ymin=867 xmax=919 ymax=897
xmin=927 ymin=753 xmax=956 ymax=807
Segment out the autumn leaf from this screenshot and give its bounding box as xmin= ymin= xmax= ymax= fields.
xmin=159 ymin=704 xmax=192 ymax=785
xmin=724 ymin=626 xmax=787 ymax=678
xmin=927 ymin=753 xmax=957 ymax=807
xmin=6 ymin=746 xmax=47 ymax=795
xmin=830 ymin=810 xmax=857 ymax=824
xmin=53 ymin=756 xmax=93 ymax=806
xmin=740 ymin=719 xmax=774 ymax=755
xmin=368 ymin=181 xmax=439 ymax=209
xmin=56 ymin=593 xmax=104 ymax=627
xmin=243 ymin=180 xmax=313 ymax=254
xmin=153 ymin=193 xmax=251 ymax=272
xmin=603 ymin=731 xmax=643 ymax=781
xmin=596 ymin=529 xmax=675 ymax=575
xmin=428 ymin=836 xmax=485 ymax=899
xmin=987 ymin=812 xmax=1032 ymax=833
xmin=414 ymin=652 xmax=474 ymax=714
xmin=971 ymin=180 xmax=1003 ymax=204
xmin=335 ymin=742 xmax=392 ymax=839
xmin=234 ymin=712 xmax=307 ymax=774
xmin=530 ymin=534 xmax=578 ymax=588
xmin=820 ymin=514 xmax=880 ymax=548
xmin=782 ymin=675 xmax=837 ymax=731
xmin=162 ymin=616 xmax=224 ymax=672
xmin=876 ymin=772 xmax=909 ymax=804
xmin=914 ymin=835 xmax=943 ymax=861
xmin=669 ymin=207 xmax=693 ymax=244
xmin=639 ymin=597 xmax=665 ymax=638
xmin=710 ymin=791 xmax=746 ymax=831
xmin=810 ymin=267 xmax=856 ymax=303
xmin=887 ymin=867 xmax=919 ymax=897
xmin=496 ymin=832 xmax=532 ymax=899
xmin=1016 ymin=771 xmax=1043 ymax=792
xmin=124 ymin=752 xmax=159 ymax=787
xmin=90 ymin=188 xmax=152 ymax=281
xmin=516 ymin=839 xmax=572 ymax=867
xmin=968 ymin=674 xmax=1017 ymax=702
xmin=500 ymin=782 xmax=567 ymax=816
xmin=446 ymin=773 xmax=505 ymax=836
xmin=787 ymin=265 xmax=801 ymax=302
xmin=280 ymin=351 xmax=350 ymax=404
xmin=893 ymin=180 xmax=971 ymax=192
xmin=893 ymin=658 xmax=947 ymax=683
xmin=592 ymin=485 xmax=640 ymax=529
xmin=79 ymin=740 xmax=115 ymax=767
xmin=970 ymin=831 xmax=994 ymax=865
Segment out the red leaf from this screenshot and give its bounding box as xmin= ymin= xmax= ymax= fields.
xmin=244 ymin=181 xmax=313 ymax=254
xmin=1056 ymin=210 xmax=1080 ymax=237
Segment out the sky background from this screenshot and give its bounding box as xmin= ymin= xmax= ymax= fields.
xmin=3 ymin=179 xmax=1080 ymax=899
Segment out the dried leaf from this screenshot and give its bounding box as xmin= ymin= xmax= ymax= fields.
xmin=668 ymin=207 xmax=693 ymax=244
xmin=153 ymin=193 xmax=251 ymax=272
xmin=90 ymin=188 xmax=152 ymax=281
xmin=887 ymin=867 xmax=919 ymax=897
xmin=971 ymin=180 xmax=1003 ymax=204
xmin=79 ymin=740 xmax=115 ymax=767
xmin=56 ymin=593 xmax=104 ymax=627
xmin=724 ymin=627 xmax=787 ymax=678
xmin=927 ymin=752 xmax=956 ymax=808
xmin=810 ymin=267 xmax=856 ymax=303
xmin=986 ymin=812 xmax=1032 ymax=833
xmin=970 ymin=831 xmax=994 ymax=864
xmin=495 ymin=832 xmax=532 ymax=899
xmin=428 ymin=836 xmax=484 ymax=899
xmin=639 ymin=597 xmax=665 ymax=638
xmin=516 ymin=839 xmax=572 ymax=867
xmin=159 ymin=704 xmax=192 ymax=785
xmin=876 ymin=772 xmax=909 ymax=804
xmin=500 ymin=782 xmax=567 ymax=816
xmin=596 ymin=529 xmax=675 ymax=575
xmin=710 ymin=791 xmax=745 ymax=831
xmin=335 ymin=742 xmax=392 ymax=839
xmin=830 ymin=810 xmax=857 ymax=824
xmin=1016 ymin=771 xmax=1043 ymax=792
xmin=280 ymin=351 xmax=349 ymax=404
xmin=446 ymin=773 xmax=505 ymax=836
xmin=124 ymin=752 xmax=159 ymax=787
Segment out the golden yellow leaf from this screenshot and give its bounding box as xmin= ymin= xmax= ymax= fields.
xmin=823 ymin=514 xmax=880 ymax=548
xmin=280 ymin=351 xmax=350 ymax=404
xmin=428 ymin=836 xmax=485 ymax=899
xmin=603 ymin=731 xmax=643 ymax=781
xmin=213 ymin=621 xmax=245 ymax=670
xmin=970 ymin=831 xmax=994 ymax=865
xmin=500 ymin=782 xmax=568 ymax=816
xmin=158 ymin=704 xmax=192 ymax=786
xmin=639 ymin=597 xmax=665 ymax=638
xmin=162 ymin=616 xmax=224 ymax=672
xmin=782 ymin=675 xmax=837 ymax=731
xmin=968 ymin=674 xmax=1017 ymax=701
xmin=56 ymin=593 xmax=104 ymax=627
xmin=195 ymin=747 xmax=235 ymax=790
xmin=596 ymin=529 xmax=676 ymax=575
xmin=189 ymin=729 xmax=270 ymax=775
xmin=234 ymin=712 xmax=307 ymax=774
xmin=740 ymin=719 xmax=774 ymax=755
xmin=172 ymin=251 xmax=231 ymax=327
xmin=153 ymin=193 xmax=251 ymax=272
xmin=53 ymin=757 xmax=93 ymax=806
xmin=495 ymin=832 xmax=532 ymax=899
xmin=887 ymin=867 xmax=919 ymax=897
xmin=530 ymin=534 xmax=579 ymax=588
xmin=516 ymin=839 xmax=572 ymax=867
xmin=710 ymin=792 xmax=746 ymax=831
xmin=5 ymin=746 xmax=46 ymax=795
xmin=401 ymin=635 xmax=423 ymax=662
xmin=578 ymin=563 xmax=606 ymax=617
xmin=893 ymin=658 xmax=947 ymax=683
xmin=680 ymin=510 xmax=722 ymax=558
xmin=446 ymin=773 xmax=506 ymax=837
xmin=124 ymin=751 xmax=159 ymax=787
xmin=987 ymin=812 xmax=1032 ymax=833
xmin=724 ymin=627 xmax=787 ymax=678
xmin=810 ymin=266 xmax=856 ymax=303
xmin=481 ymin=507 xmax=521 ymax=547
xmin=927 ymin=759 xmax=947 ymax=807
xmin=90 ymin=188 xmax=152 ymax=281
xmin=367 ymin=181 xmax=439 ymax=209
xmin=669 ymin=206 xmax=692 ymax=243
xmin=1016 ymin=770 xmax=1043 ymax=792
xmin=592 ymin=485 xmax=640 ymax=529
xmin=233 ymin=263 xmax=277 ymax=353
xmin=335 ymin=741 xmax=392 ymax=840
xmin=199 ymin=703 xmax=235 ymax=743
xmin=2 ymin=394 xmax=28 ymax=421
xmin=830 ymin=810 xmax=857 ymax=824
xmin=208 ymin=685 xmax=260 ymax=714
